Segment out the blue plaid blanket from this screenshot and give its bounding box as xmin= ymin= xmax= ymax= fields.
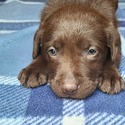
xmin=0 ymin=1 xmax=125 ymax=125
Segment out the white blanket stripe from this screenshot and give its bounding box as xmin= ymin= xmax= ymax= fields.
xmin=63 ymin=99 xmax=84 ymax=116
xmin=0 ymin=30 xmax=17 ymax=34
xmin=0 ymin=0 xmax=44 ymax=5
xmin=99 ymin=114 xmax=116 ymax=125
xmin=0 ymin=117 xmax=62 ymax=125
xmin=85 ymin=113 xmax=125 ymax=125
xmin=119 ymin=27 xmax=125 ymax=30
xmin=0 ymin=76 xmax=19 ymax=85
xmin=43 ymin=117 xmax=62 ymax=125
xmin=118 ymin=19 xmax=125 ymax=21
xmin=117 ymin=118 xmax=125 ymax=125
xmin=0 ymin=19 xmax=40 ymax=23
xmin=63 ymin=99 xmax=85 ymax=125
xmin=23 ymin=117 xmax=44 ymax=125
xmin=89 ymin=113 xmax=107 ymax=125
xmin=86 ymin=113 xmax=100 ymax=123
xmin=108 ymin=115 xmax=123 ymax=125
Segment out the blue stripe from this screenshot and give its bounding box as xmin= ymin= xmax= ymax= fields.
xmin=119 ymin=21 xmax=125 ymax=27
xmin=26 ymin=85 xmax=63 ymax=117
xmin=84 ymin=90 xmax=125 ymax=116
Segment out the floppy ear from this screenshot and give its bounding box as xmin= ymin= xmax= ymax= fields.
xmin=32 ymin=28 xmax=43 ymax=59
xmin=106 ymin=25 xmax=121 ymax=65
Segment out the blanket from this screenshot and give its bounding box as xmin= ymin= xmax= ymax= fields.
xmin=0 ymin=0 xmax=125 ymax=125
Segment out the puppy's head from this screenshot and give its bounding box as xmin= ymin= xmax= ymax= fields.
xmin=34 ymin=5 xmax=120 ymax=99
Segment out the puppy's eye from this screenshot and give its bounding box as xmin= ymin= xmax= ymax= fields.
xmin=88 ymin=49 xmax=96 ymax=55
xmin=87 ymin=48 xmax=97 ymax=55
xmin=47 ymin=47 xmax=57 ymax=56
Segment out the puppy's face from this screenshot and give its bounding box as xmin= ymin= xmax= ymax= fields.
xmin=41 ymin=6 xmax=110 ymax=99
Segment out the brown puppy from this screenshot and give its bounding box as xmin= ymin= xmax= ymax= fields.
xmin=18 ymin=0 xmax=124 ymax=99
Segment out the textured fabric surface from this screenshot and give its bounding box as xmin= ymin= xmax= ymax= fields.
xmin=0 ymin=1 xmax=125 ymax=125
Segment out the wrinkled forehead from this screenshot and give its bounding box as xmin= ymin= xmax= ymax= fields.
xmin=48 ymin=25 xmax=106 ymax=49
xmin=53 ymin=19 xmax=96 ymax=39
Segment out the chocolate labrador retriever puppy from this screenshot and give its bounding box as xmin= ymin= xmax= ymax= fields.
xmin=18 ymin=0 xmax=124 ymax=99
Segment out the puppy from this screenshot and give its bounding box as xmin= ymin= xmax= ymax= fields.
xmin=18 ymin=0 xmax=124 ymax=99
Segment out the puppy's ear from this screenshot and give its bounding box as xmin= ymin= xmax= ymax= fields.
xmin=32 ymin=28 xmax=43 ymax=59
xmin=106 ymin=24 xmax=121 ymax=64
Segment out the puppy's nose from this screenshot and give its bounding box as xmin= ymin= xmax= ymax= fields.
xmin=62 ymin=83 xmax=78 ymax=95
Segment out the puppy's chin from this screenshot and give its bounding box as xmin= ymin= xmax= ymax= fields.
xmin=49 ymin=80 xmax=98 ymax=99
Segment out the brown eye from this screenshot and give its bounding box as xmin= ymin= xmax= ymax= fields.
xmin=87 ymin=48 xmax=97 ymax=55
xmin=47 ymin=47 xmax=57 ymax=56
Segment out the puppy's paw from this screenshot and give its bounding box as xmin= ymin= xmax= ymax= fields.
xmin=18 ymin=67 xmax=46 ymax=88
xmin=99 ymin=68 xmax=124 ymax=94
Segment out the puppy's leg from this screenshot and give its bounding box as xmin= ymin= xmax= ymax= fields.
xmin=18 ymin=55 xmax=47 ymax=88
xmin=99 ymin=63 xmax=124 ymax=94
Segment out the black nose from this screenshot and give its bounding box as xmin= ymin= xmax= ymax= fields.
xmin=62 ymin=83 xmax=79 ymax=95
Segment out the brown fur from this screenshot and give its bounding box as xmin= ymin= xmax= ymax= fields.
xmin=18 ymin=0 xmax=124 ymax=99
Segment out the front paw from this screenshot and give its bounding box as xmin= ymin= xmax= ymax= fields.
xmin=99 ymin=68 xmax=124 ymax=94
xmin=18 ymin=66 xmax=47 ymax=88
